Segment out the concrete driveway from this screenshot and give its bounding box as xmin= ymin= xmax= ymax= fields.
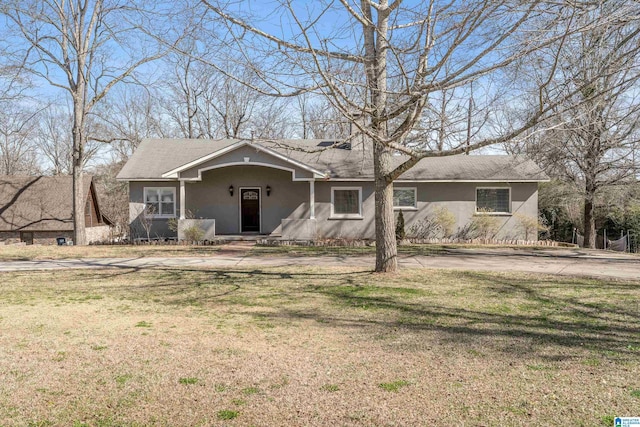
xmin=0 ymin=248 xmax=638 ymax=280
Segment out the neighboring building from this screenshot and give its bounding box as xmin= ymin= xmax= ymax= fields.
xmin=116 ymin=139 xmax=549 ymax=241
xmin=0 ymin=175 xmax=112 ymax=245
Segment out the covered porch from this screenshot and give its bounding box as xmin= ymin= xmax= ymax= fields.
xmin=175 ymin=164 xmax=319 ymax=241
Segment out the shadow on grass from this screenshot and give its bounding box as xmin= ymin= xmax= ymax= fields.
xmin=4 ymin=265 xmax=639 ymax=360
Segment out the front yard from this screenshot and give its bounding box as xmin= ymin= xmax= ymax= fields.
xmin=0 ymin=265 xmax=638 ymax=426
xmin=0 ymin=242 xmax=574 ymax=262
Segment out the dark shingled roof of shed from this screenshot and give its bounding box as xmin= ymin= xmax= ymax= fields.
xmin=0 ymin=175 xmax=92 ymax=231
xmin=116 ymin=139 xmax=548 ymax=182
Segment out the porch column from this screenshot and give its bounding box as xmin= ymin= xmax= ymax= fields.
xmin=179 ymin=180 xmax=186 ymax=220
xmin=309 ymin=180 xmax=315 ymax=219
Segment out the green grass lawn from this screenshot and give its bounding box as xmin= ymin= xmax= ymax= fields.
xmin=0 ymin=265 xmax=638 ymax=426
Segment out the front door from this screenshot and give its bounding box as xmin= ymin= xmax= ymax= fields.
xmin=240 ymin=188 xmax=260 ymax=233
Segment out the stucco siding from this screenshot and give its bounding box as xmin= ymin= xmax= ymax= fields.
xmin=128 ymin=174 xmax=539 ymax=240
xmin=314 ymin=182 xmax=377 ymax=239
xmin=129 ymin=181 xmax=180 ymax=239
xmin=187 ymin=166 xmax=310 ymax=235
xmin=179 ymin=145 xmax=315 ymax=180
xmin=396 ymin=182 xmax=539 ymax=240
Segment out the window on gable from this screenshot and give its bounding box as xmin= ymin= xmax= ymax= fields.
xmin=144 ymin=187 xmax=176 ymax=217
xmin=331 ymin=187 xmax=362 ymax=218
xmin=393 ymin=187 xmax=417 ymax=209
xmin=476 ymin=188 xmax=510 ymax=213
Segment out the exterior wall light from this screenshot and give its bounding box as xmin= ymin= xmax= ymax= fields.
xmin=266 ymin=185 xmax=271 ymax=196
xmin=229 ymin=185 xmax=234 ymax=197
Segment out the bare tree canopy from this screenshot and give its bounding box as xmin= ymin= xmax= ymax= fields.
xmin=0 ymin=0 xmax=183 ymax=244
xmin=516 ymin=3 xmax=640 ymax=248
xmin=197 ymin=0 xmax=635 ymax=271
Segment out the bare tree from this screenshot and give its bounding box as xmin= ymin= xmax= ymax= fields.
xmin=91 ymin=158 xmax=129 ymax=240
xmin=92 ymin=85 xmax=169 ymax=161
xmin=297 ymin=93 xmax=350 ymax=140
xmin=198 ymin=0 xmax=619 ymax=271
xmin=161 ymin=52 xmax=293 ymax=139
xmin=520 ymin=5 xmax=640 ymax=248
xmin=36 ymin=105 xmax=103 ymax=174
xmin=0 ymin=104 xmax=41 ymax=175
xmin=0 ymin=0 xmax=177 ymax=244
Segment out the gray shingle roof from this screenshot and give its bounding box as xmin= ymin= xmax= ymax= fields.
xmin=116 ymin=138 xmax=548 ymax=182
xmin=0 ymin=175 xmax=93 ymax=231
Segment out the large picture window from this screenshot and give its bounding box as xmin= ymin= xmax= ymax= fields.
xmin=144 ymin=187 xmax=176 ymax=217
xmin=476 ymin=188 xmax=510 ymax=213
xmin=331 ymin=187 xmax=362 ymax=218
xmin=393 ymin=187 xmax=417 ymax=209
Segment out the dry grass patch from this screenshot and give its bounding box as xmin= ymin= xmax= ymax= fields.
xmin=0 ymin=244 xmax=221 ymax=261
xmin=0 ymin=265 xmax=638 ymax=426
xmin=250 ymin=243 xmax=571 ymax=257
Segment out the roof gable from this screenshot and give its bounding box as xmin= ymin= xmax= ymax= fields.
xmin=0 ymin=175 xmax=103 ymax=232
xmin=163 ymin=141 xmax=326 ymax=180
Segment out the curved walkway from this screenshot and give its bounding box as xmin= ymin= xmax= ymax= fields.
xmin=0 ymin=248 xmax=638 ymax=280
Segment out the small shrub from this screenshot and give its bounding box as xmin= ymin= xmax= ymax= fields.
xmin=134 ymin=321 xmax=152 ymax=328
xmin=179 ymin=377 xmax=199 ymax=385
xmin=184 ymin=225 xmax=205 ymax=243
xmin=395 ymin=210 xmax=406 ymax=241
xmin=434 ymin=206 xmax=456 ymax=238
xmin=217 ymin=410 xmax=239 ymax=420
xmin=407 ymin=216 xmax=439 ymax=239
xmin=321 ymin=384 xmax=340 ymax=392
xmin=631 ymin=389 xmax=640 ymax=398
xmin=469 ymin=209 xmax=501 ymax=239
xmin=407 ymin=206 xmax=456 ymax=239
xmin=513 ymin=212 xmax=547 ymax=241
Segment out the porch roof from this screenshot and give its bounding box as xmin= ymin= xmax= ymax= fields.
xmin=116 ymin=138 xmax=548 ymax=182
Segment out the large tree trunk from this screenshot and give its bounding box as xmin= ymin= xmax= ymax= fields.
xmin=72 ymin=99 xmax=86 ymax=246
xmin=374 ymin=142 xmax=397 ymax=272
xmin=583 ymin=196 xmax=596 ymax=249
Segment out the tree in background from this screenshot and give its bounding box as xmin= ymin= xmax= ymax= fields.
xmin=0 ymin=104 xmax=41 ymax=175
xmin=0 ymin=0 xmax=180 ymax=244
xmin=518 ymin=4 xmax=640 ymax=248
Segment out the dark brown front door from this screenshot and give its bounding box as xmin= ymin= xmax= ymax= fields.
xmin=240 ymin=189 xmax=260 ymax=233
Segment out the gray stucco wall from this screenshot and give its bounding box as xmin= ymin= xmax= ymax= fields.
xmin=129 ymin=175 xmax=539 ymax=240
xmin=129 ymin=181 xmax=180 ymax=239
xmin=185 ymin=166 xmax=309 ymax=235
xmin=312 ymin=181 xmax=538 ymax=240
xmin=314 ymin=181 xmax=376 ymax=239
xmin=180 ymin=145 xmax=315 ymax=180
xmin=395 ymin=182 xmax=539 ymax=240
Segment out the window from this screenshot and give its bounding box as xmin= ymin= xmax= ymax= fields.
xmin=476 ymin=187 xmax=510 ymax=214
xmin=331 ymin=187 xmax=362 ymax=218
xmin=393 ymin=187 xmax=417 ymax=209
xmin=144 ymin=187 xmax=176 ymax=217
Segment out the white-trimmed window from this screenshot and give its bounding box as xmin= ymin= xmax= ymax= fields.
xmin=144 ymin=187 xmax=176 ymax=218
xmin=331 ymin=187 xmax=362 ymax=218
xmin=476 ymin=187 xmax=511 ymax=214
xmin=393 ymin=187 xmax=417 ymax=209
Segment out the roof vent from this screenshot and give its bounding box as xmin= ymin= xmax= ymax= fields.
xmin=317 ymin=141 xmax=336 ymax=147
